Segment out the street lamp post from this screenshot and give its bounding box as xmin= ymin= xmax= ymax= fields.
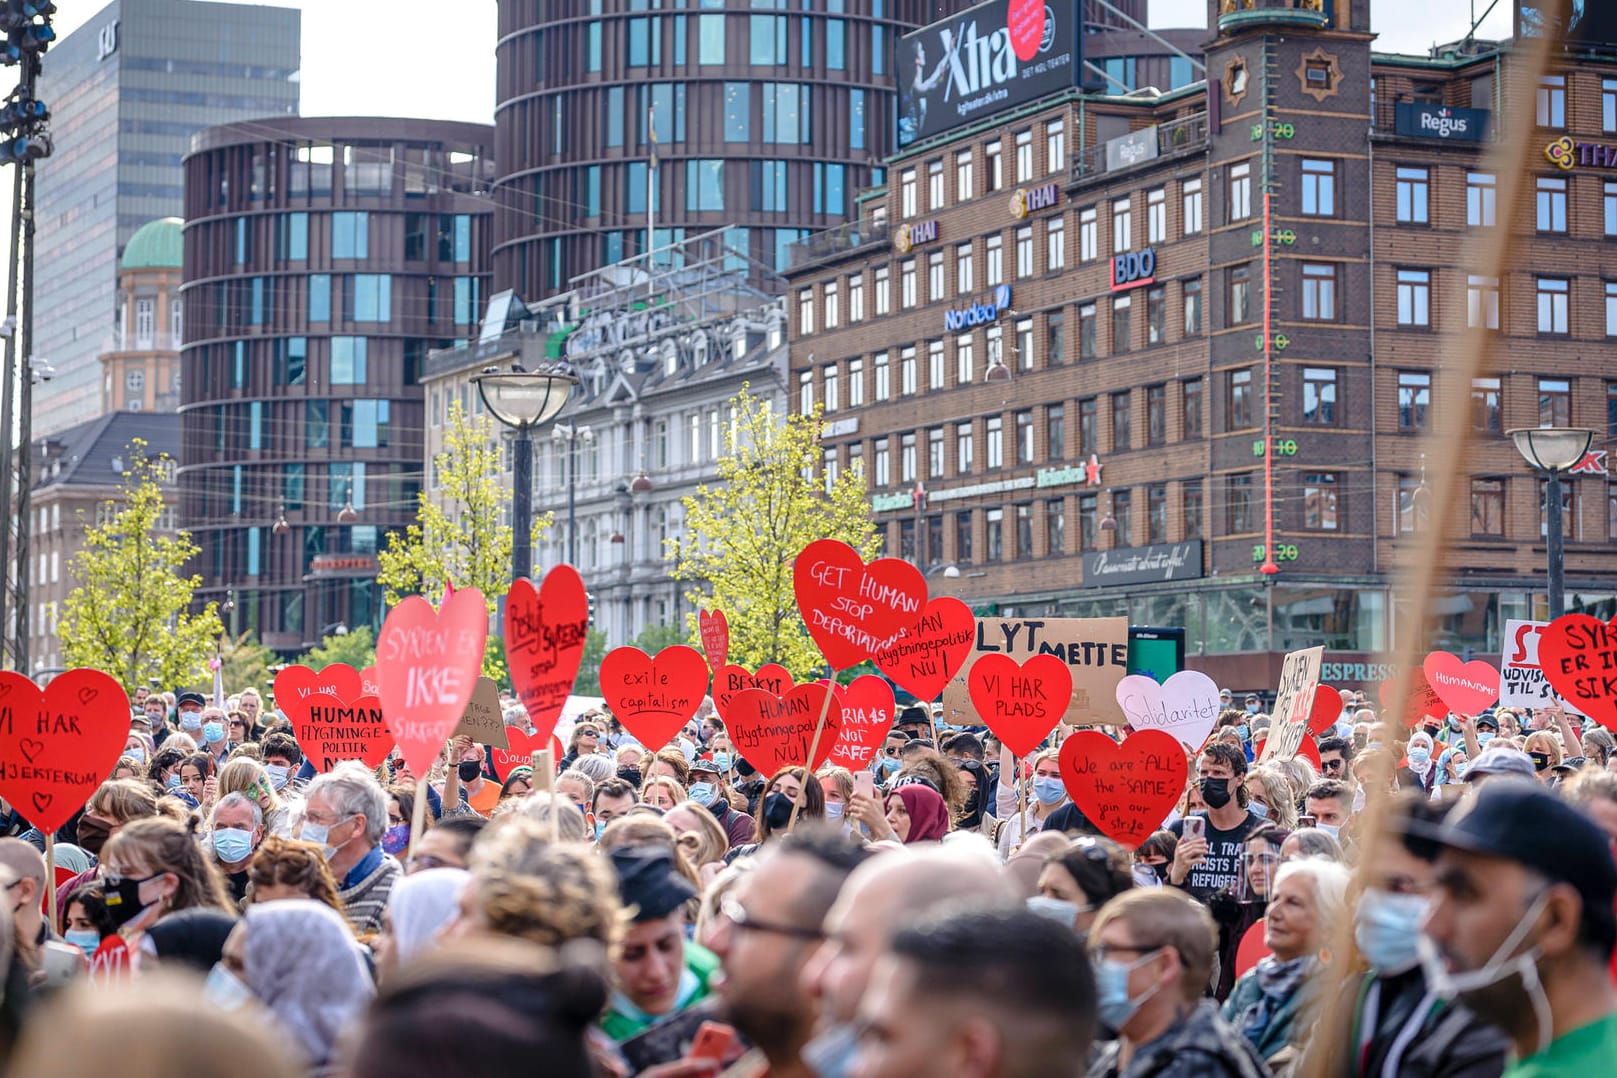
xmin=553 ymin=422 xmax=595 ymax=566
xmin=1508 ymin=426 xmax=1593 ymax=619
xmin=472 ymin=367 xmax=578 ymax=582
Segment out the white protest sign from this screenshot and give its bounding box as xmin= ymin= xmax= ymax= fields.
xmin=1259 ymin=646 xmax=1324 ymax=763
xmin=1500 ymin=619 xmax=1586 ymax=716
xmin=1115 ymin=670 xmax=1221 ymax=751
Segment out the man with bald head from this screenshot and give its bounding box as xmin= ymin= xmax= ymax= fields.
xmin=0 ymin=838 xmax=49 ymax=959
xmin=799 ymin=839 xmax=1018 ymax=1078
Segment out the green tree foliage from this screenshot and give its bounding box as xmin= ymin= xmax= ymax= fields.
xmin=219 ymin=631 xmax=277 ymax=697
xmin=631 ymin=623 xmax=685 ymax=656
xmin=58 ymin=441 xmax=223 ymax=689
xmin=573 ymin=629 xmax=607 ymax=695
xmin=295 ymin=626 xmax=376 ymax=673
xmin=669 ymin=386 xmax=877 ymax=681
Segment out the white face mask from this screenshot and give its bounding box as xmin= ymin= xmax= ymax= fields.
xmin=1418 ymin=890 xmax=1553 ymax=1053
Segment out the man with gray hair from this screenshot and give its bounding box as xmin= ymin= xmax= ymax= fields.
xmin=0 ymin=838 xmax=50 ymax=959
xmin=301 ymin=761 xmax=398 ymax=933
xmin=209 ymin=792 xmax=265 ymax=904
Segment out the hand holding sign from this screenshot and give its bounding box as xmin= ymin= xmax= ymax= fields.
xmin=827 ymin=675 xmax=895 ymax=772
xmin=698 ymin=610 xmax=729 ymax=673
xmin=726 ymin=684 xmax=843 ymax=776
xmin=873 ymin=597 xmax=974 ymax=703
xmin=1058 ymin=729 xmax=1185 ymax=848
xmin=1422 ymin=652 xmax=1499 ymax=717
xmin=0 ymin=669 xmax=130 ymax=834
xmin=504 ymin=567 xmax=589 ymax=745
xmin=967 ymin=653 xmax=1072 ymax=758
xmin=376 ymin=589 xmax=490 ymax=777
xmin=1114 ymin=670 xmax=1219 ymax=751
xmin=793 ymin=539 xmax=928 ymax=671
xmin=599 ymin=645 xmax=709 ymax=750
xmin=1539 ymin=614 xmax=1617 ymax=730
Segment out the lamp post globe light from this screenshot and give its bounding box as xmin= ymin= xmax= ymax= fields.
xmin=1507 ymin=426 xmax=1594 ymax=619
xmin=472 ymin=367 xmax=578 ymax=583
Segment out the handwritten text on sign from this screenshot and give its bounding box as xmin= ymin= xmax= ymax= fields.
xmin=1115 ymin=670 xmax=1220 ymax=751
xmin=303 ymin=698 xmax=389 ymax=770
xmin=793 ymin=540 xmax=927 ymax=670
xmin=1500 ymin=619 xmax=1585 ymax=715
xmin=1058 ymin=729 xmax=1186 ymax=848
xmin=1259 ymin=646 xmax=1323 ymax=763
xmin=726 ymin=685 xmax=843 ymax=775
xmin=1539 ymin=615 xmax=1617 ymax=731
xmin=873 ymin=596 xmax=975 ymax=703
xmin=376 ymin=589 xmax=489 ymax=776
xmin=827 ymin=675 xmax=896 ymax=772
xmin=944 ymin=616 xmax=1129 ymax=726
xmin=504 ymin=568 xmax=589 ymax=742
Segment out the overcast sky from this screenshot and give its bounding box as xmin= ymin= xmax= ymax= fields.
xmin=42 ymin=0 xmax=1516 ymax=126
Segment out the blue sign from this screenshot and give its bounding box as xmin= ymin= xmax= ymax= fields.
xmin=1393 ymin=103 xmax=1489 ymax=142
xmin=943 ymin=285 xmax=1011 ymax=331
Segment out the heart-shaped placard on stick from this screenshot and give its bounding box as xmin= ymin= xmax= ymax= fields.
xmin=1422 ymin=652 xmax=1500 ymax=717
xmin=1058 ymin=729 xmax=1186 ymax=849
xmin=827 ymin=675 xmax=895 ymax=772
xmin=376 ymin=588 xmax=490 ymax=777
xmin=273 ymin=664 xmax=363 ymax=739
xmin=1539 ymin=614 xmax=1617 ymax=730
xmin=1115 ymin=670 xmax=1220 ymax=752
xmin=297 ymin=695 xmax=391 ymax=772
xmin=504 ymin=567 xmax=589 ymax=744
xmin=726 ymin=684 xmax=843 ymax=776
xmin=794 ymin=539 xmax=928 ymax=671
xmin=1307 ymin=685 xmax=1343 ymax=736
xmin=599 ymin=645 xmax=710 ymax=750
xmin=490 ymin=730 xmax=564 ymax=781
xmin=1379 ymin=668 xmax=1446 ymax=726
xmin=360 ymin=665 xmax=380 ymax=698
xmin=712 ymin=663 xmax=794 ymax=722
xmin=698 ymin=610 xmax=729 ymax=674
xmin=0 ymin=669 xmax=130 ymax=834
xmin=967 ymin=653 xmax=1072 ymax=758
xmin=873 ymin=597 xmax=975 ymax=703
xmin=1255 ymin=733 xmax=1321 ymax=771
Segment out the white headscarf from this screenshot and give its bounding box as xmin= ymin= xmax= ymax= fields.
xmin=387 ymin=867 xmax=469 ymax=968
xmin=244 ymin=900 xmax=374 ymax=1068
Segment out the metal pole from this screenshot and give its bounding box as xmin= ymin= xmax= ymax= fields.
xmin=512 ymin=425 xmax=533 ymax=583
xmin=1546 ymin=467 xmax=1566 ymax=619
xmin=0 ymin=159 xmax=21 ymax=665
xmin=14 ymin=147 xmax=35 ymax=672
xmin=567 ymin=429 xmax=577 ymax=566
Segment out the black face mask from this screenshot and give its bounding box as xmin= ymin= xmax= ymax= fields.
xmin=763 ymin=791 xmax=795 ymax=830
xmin=1200 ymin=776 xmax=1233 ymax=809
xmin=102 ymin=872 xmax=158 ymax=928
xmin=1423 ymin=724 xmax=1441 ymax=738
xmin=617 ymin=766 xmax=643 ymax=789
xmin=1153 ymin=862 xmax=1171 ymax=881
xmin=457 ymin=760 xmax=482 ymax=783
xmin=76 ymin=815 xmax=111 ymax=858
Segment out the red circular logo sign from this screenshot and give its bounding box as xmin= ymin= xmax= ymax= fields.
xmin=1007 ymin=0 xmax=1046 ymax=63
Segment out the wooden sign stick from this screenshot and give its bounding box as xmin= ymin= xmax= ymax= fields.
xmin=787 ymin=672 xmax=840 ymax=830
xmin=43 ymin=832 xmax=56 ymax=928
xmin=532 ymin=748 xmax=557 ymax=842
xmin=405 ymin=775 xmax=428 ymax=864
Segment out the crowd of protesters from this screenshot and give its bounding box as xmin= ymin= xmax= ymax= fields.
xmin=0 ymin=680 xmax=1609 ymax=1078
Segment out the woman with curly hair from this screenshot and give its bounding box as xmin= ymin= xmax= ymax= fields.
xmin=447 ymin=815 xmax=625 ymax=950
xmin=246 ymin=835 xmax=348 ymax=925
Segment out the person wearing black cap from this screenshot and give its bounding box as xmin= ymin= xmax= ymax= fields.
xmin=1417 ymin=781 xmax=1617 ymax=1075
xmin=600 ymin=847 xmax=719 ymax=1043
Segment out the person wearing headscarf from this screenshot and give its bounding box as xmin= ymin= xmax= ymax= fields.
xmin=884 ymin=783 xmax=951 ymax=844
xmin=1401 ymin=729 xmax=1438 ymax=793
xmin=143 ymin=908 xmax=238 ymax=973
xmin=956 ymin=758 xmax=997 ymax=835
xmin=375 ymin=867 xmax=468 ymax=983
xmin=218 ymin=900 xmax=375 ymax=1075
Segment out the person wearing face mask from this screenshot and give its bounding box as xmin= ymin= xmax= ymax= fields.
xmin=446 ymin=735 xmax=501 ymax=815
xmin=100 ymin=817 xmax=236 ymax=946
xmin=174 ymin=690 xmax=207 ymax=741
xmin=259 ymin=732 xmax=306 ymax=797
xmin=1086 ymin=889 xmax=1270 ymax=1078
xmin=217 ymin=757 xmax=293 ymax=838
xmin=1031 ymin=836 xmax=1133 ymax=937
xmin=1403 ymin=731 xmax=1439 ymax=793
xmin=207 ymin=794 xmax=265 ymax=906
xmin=298 ymin=762 xmax=400 ymax=935
xmin=61 ymin=883 xmax=115 ymax=959
xmin=685 ymin=756 xmax=757 ymax=848
xmin=600 ymin=847 xmax=718 ymax=1042
xmin=1168 ymin=743 xmax=1261 ymax=902
xmin=1416 ymin=782 xmax=1617 ymax=1077
xmin=55 ymin=779 xmax=165 ymax=913
xmin=993 ymin=745 xmax=1071 ymax=859
xmin=197 ymin=706 xmax=233 ymax=767
xmin=736 ymin=766 xmax=825 ymax=855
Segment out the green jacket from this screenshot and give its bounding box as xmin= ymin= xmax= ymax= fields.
xmin=599 ymin=941 xmax=720 ymax=1043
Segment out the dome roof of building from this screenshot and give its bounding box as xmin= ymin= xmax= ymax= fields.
xmin=121 ymin=217 xmax=184 ymax=270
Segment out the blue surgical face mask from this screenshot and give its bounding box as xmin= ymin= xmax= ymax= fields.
xmin=165 ymin=773 xmax=183 ymax=791
xmin=1316 ymin=822 xmax=1341 ymax=842
xmin=1408 ymin=747 xmax=1431 ymax=768
xmin=1095 ymin=951 xmax=1163 ymax=1031
xmin=205 ymin=963 xmax=253 ymax=1010
xmin=1026 ymin=895 xmax=1083 ymax=929
xmin=688 ymin=782 xmax=716 ymax=807
xmin=126 ymin=745 xmax=146 ymax=764
xmin=1236 ymin=725 xmax=1250 ymax=741
xmin=211 ymin=827 xmax=254 ymax=864
xmin=594 ymin=820 xmax=606 ymax=841
xmin=1246 ymin=702 xmax=1260 ymax=715
xmin=64 ymin=928 xmax=101 ymax=956
xmin=824 ymin=801 xmax=845 ymax=820
xmin=264 ymin=763 xmax=290 ymax=790
xmin=180 ymin=713 xmax=202 ymax=731
xmin=1031 ymin=776 xmax=1066 ymax=805
xmin=1478 ymin=732 xmax=1495 ymax=746
xmin=202 ymin=722 xmax=226 ymax=744
xmin=1249 ymin=800 xmax=1269 ymax=820
xmin=711 ymin=753 xmax=732 ymax=772
xmin=1354 ymin=888 xmax=1429 ymax=975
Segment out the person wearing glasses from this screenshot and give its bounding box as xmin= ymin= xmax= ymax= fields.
xmin=599 ymin=847 xmax=717 ymax=1043
xmin=1318 ymin=736 xmax=1355 ymax=787
xmin=1087 ymin=888 xmax=1270 ymax=1078
xmin=559 ymin=719 xmax=606 ymax=772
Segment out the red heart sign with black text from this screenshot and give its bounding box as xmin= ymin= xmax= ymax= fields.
xmin=274 ymin=664 xmax=365 ymax=764
xmin=698 ymin=610 xmax=729 ymax=674
xmin=712 ymin=663 xmax=794 ymax=722
xmin=873 ymin=597 xmax=975 ymax=703
xmin=0 ymin=669 xmax=130 ymax=834
xmin=793 ymin=539 xmax=928 ymax=671
xmin=1379 ymin=669 xmax=1447 ymax=726
xmin=967 ymin=653 xmax=1073 ymax=758
xmin=1058 ymin=729 xmax=1186 ymax=849
xmin=1307 ymin=685 xmax=1343 ymax=737
xmin=726 ymin=684 xmax=843 ymax=776
xmin=297 ymin=695 xmax=391 ymax=772
xmin=491 ymin=730 xmax=565 ymax=781
xmin=827 ymin=675 xmax=896 ymax=771
xmin=504 ymin=567 xmax=589 ymax=745
xmin=376 ymin=589 xmax=490 ymax=776
xmin=1422 ymin=651 xmax=1499 ymax=717
xmin=1539 ymin=614 xmax=1617 ymax=730
xmin=600 ymin=645 xmax=710 ymax=750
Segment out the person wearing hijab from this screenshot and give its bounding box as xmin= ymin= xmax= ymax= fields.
xmin=883 ymin=783 xmax=951 ymax=844
xmin=143 ymin=909 xmax=238 ymax=973
xmin=375 ymin=868 xmax=469 ymax=983
xmin=214 ymin=900 xmax=375 ymax=1075
xmin=1401 ymin=730 xmax=1438 ymax=793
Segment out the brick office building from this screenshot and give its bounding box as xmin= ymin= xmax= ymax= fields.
xmin=786 ymin=0 xmax=1617 ymax=692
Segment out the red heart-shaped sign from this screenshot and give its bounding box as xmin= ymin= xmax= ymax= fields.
xmin=490 ymin=730 xmax=565 ymax=781
xmin=294 ymin=694 xmax=391 ymax=772
xmin=1378 ymin=668 xmax=1447 ymax=726
xmin=1307 ymin=685 xmax=1342 ymax=736
xmin=967 ymin=653 xmax=1072 ymax=758
xmin=712 ymin=663 xmax=794 ymax=722
xmin=599 ymin=645 xmax=710 ymax=750
xmin=873 ymin=597 xmax=975 ymax=703
xmin=827 ymin=675 xmax=895 ymax=772
xmin=273 ymin=664 xmax=364 ymax=761
xmin=698 ymin=610 xmax=729 ymax=674
xmin=360 ymin=665 xmax=380 ymax=698
xmin=1254 ymin=733 xmax=1321 ymax=771
xmin=504 ymin=567 xmax=589 ymax=746
xmin=1058 ymin=729 xmax=1186 ymax=849
xmin=376 ymin=589 xmax=490 ymax=776
xmin=726 ymin=684 xmax=843 ymax=776
xmin=1235 ymin=919 xmax=1271 ymax=979
xmin=1422 ymin=651 xmax=1499 ymax=717
xmin=1540 ymin=614 xmax=1617 ymax=730
xmin=793 ymin=539 xmax=928 ymax=671
xmin=0 ymin=669 xmax=130 ymax=834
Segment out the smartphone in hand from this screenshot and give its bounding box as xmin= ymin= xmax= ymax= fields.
xmin=1182 ymin=816 xmax=1206 ymax=842
xmin=689 ymin=1021 xmax=738 ymax=1062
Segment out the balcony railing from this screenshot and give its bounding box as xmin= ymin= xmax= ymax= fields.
xmin=1072 ymin=111 xmax=1209 ymax=182
xmin=1217 ymin=0 xmax=1331 ymax=31
xmin=786 ymin=217 xmax=890 ymax=271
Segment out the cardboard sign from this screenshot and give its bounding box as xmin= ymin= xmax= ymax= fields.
xmin=504 ymin=567 xmax=589 ymax=745
xmin=712 ymin=664 xmax=794 ymax=722
xmin=793 ymin=539 xmax=928 ymax=670
xmin=300 ymin=695 xmax=391 ymax=772
xmin=943 ymin=616 xmax=1130 ymax=727
xmin=599 ymin=645 xmax=709 ymax=750
xmin=1258 ymin=646 xmax=1324 ymax=763
xmin=1057 ymin=729 xmax=1186 ymax=848
xmin=274 ymin=664 xmax=363 ymax=740
xmin=726 ymin=684 xmax=843 ymax=776
xmin=1500 ymin=619 xmax=1585 ymax=716
xmin=452 ymin=676 xmax=509 ymax=749
xmin=1539 ymin=614 xmax=1617 ymax=730
xmin=827 ymin=675 xmax=895 ymax=772
xmin=1115 ymin=670 xmax=1220 ymax=752
xmin=873 ymin=596 xmax=975 ymax=703
xmin=967 ymin=653 xmax=1073 ymax=758
xmin=1377 ymin=667 xmax=1446 ymax=726
xmin=0 ymin=669 xmax=130 ymax=834
xmin=1422 ymin=652 xmax=1499 ymax=716
xmin=698 ymin=609 xmax=729 ymax=673
xmin=490 ymin=731 xmax=564 ymax=781
xmin=376 ymin=589 xmax=490 ymax=776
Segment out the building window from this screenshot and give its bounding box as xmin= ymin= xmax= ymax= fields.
xmin=1015 ymin=318 xmax=1033 ymax=372
xmin=900 ymin=260 xmax=917 ymax=308
xmin=1303 ymin=367 xmax=1337 ymax=425
xmin=1472 ymin=377 xmax=1501 ymax=432
xmin=1079 ymin=493 xmax=1098 ymax=550
xmin=956 ymin=422 xmax=974 ymax=475
xmin=1228 ymin=369 xmax=1254 ymax=430
xmin=1078 ymin=303 xmax=1097 ymax=360
xmin=874 ymin=265 xmax=890 ymax=316
xmin=874 ymin=351 xmax=890 ymax=400
xmin=1112 ymin=490 xmax=1133 ymax=547
xmin=798 ymin=370 xmax=814 ymax=414
xmin=331 ymin=337 xmax=367 ymax=385
xmin=1111 ymin=391 xmax=1131 ymax=451
xmin=1146 ymin=384 xmax=1166 ymax=445
xmin=1111 ymin=198 xmax=1131 ymax=253
xmin=823 ymin=282 xmax=839 ymax=329
xmin=1079 ymin=398 xmax=1097 ymax=454
xmin=900 ymin=169 xmax=917 ymax=217
xmin=1046 ymin=498 xmax=1066 ymax=554
xmin=1014 ymin=129 xmax=1033 ymax=182
xmin=1537 ymin=75 xmax=1565 ymax=128
xmin=928 ymin=252 xmax=945 ymax=303
xmin=986 ymin=139 xmax=1004 ymax=190
xmin=956 ymin=150 xmax=974 ymax=200
xmin=1046 ymin=216 xmax=1065 ymax=271
xmin=1540 ymin=377 xmax=1572 ymax=426
xmin=308 ymin=274 xmax=331 ymax=322
xmin=1147 ymin=286 xmax=1166 ymax=344
xmin=1537 ymin=277 xmax=1570 ymax=334
xmin=1303 ymin=473 xmax=1339 ymax=531
xmin=1046 ymin=403 xmax=1066 ymax=460
xmin=1229 ymin=265 xmax=1252 ymax=324
xmin=848 ymin=274 xmax=864 ymax=322
xmin=1182 ymin=178 xmax=1203 ymax=235
xmin=1396 ymin=166 xmax=1429 ymax=223
xmin=1607 ymin=282 xmax=1617 ymax=336
xmin=873 ymin=437 xmax=890 ymax=486
xmin=1471 ymin=478 xmax=1505 ymax=537
xmin=927 ymin=339 xmax=945 ymax=390
xmin=985 ymin=235 xmax=1003 ymax=286
xmin=1301 ymin=263 xmax=1337 ymax=321
xmin=945 ymin=244 xmax=969 ymax=297
xmin=1301 ymin=159 xmax=1336 ymax=216
xmin=1079 ymin=206 xmax=1098 ymax=261
xmin=134 ymin=298 xmax=155 ymax=347
xmin=1606 ymin=183 xmax=1617 ymax=236
xmin=928 ymin=159 xmax=945 ymax=210
xmin=331 ymin=211 xmax=369 ymax=259
xmin=1467 ymin=173 xmax=1496 ymax=227
xmin=1537 ymin=177 xmax=1568 ymax=232
xmin=1147 ymin=187 xmax=1166 ymax=244
xmin=1046 ymin=120 xmax=1065 ymax=172
xmin=1183 ymin=480 xmax=1203 ymax=538
xmin=1015 ymin=226 xmax=1033 ymax=278
xmin=1605 ymin=79 xmax=1617 ymax=132
xmin=1183 ymin=277 xmax=1203 ymax=336
xmin=1230 ymin=162 xmax=1252 ymax=221
xmin=1228 ymin=473 xmax=1255 ymax=533
xmin=985 ymin=415 xmax=1004 ymax=468
xmin=955 ymin=511 xmax=974 ymax=564
xmin=1468 ymin=275 xmax=1500 ymax=329
xmin=798 ymin=288 xmax=815 ymax=335
xmin=1539 ymin=479 xmax=1576 ymax=540
xmin=1183 ymin=378 xmax=1203 ymax=439
xmin=1147 ymin=485 xmax=1167 ymax=543
xmin=823 ymin=365 xmax=840 ymax=412
xmin=1048 ymin=310 xmax=1065 ymax=366
xmin=955 ymin=335 xmax=974 ymax=384
xmin=900 ymin=346 xmax=918 ymax=396
xmin=1015 ymin=504 xmax=1034 ymax=558
xmin=1111 ymin=296 xmax=1131 ymax=353
xmin=848 ymin=357 xmax=864 ymax=407
xmin=1399 ymin=371 xmax=1431 ymax=429
xmin=1397 ymin=269 xmax=1431 ymax=327
xmin=900 ymin=432 xmax=917 ymax=483
xmin=928 ymin=427 xmax=945 ymax=477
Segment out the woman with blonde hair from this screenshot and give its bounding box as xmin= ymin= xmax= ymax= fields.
xmin=1523 ymin=729 xmax=1564 ymax=783
xmin=663 ymin=800 xmax=729 ymax=882
xmin=217 ymin=757 xmax=292 ymax=837
xmin=1244 ymin=765 xmax=1299 ymax=830
xmin=1271 ymin=756 xmax=1319 ymax=806
xmin=99 ymin=816 xmax=235 ymax=941
xmin=449 ymin=815 xmax=625 ymax=949
xmin=815 ymin=765 xmax=854 ymax=827
xmin=639 ymin=775 xmax=686 ymax=811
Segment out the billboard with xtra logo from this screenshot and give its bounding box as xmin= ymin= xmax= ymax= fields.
xmin=896 ymin=0 xmax=1082 ymax=150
